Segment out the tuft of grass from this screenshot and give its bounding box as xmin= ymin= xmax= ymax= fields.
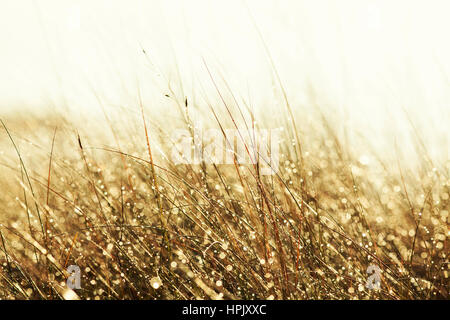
xmin=0 ymin=81 xmax=448 ymax=300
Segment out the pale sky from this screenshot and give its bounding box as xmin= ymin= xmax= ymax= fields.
xmin=0 ymin=0 xmax=448 ymax=161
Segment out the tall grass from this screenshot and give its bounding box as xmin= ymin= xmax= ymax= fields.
xmin=0 ymin=70 xmax=448 ymax=300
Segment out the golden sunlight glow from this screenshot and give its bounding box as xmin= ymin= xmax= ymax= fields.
xmin=0 ymin=0 xmax=449 ymax=159
xmin=0 ymin=1 xmax=448 ymax=301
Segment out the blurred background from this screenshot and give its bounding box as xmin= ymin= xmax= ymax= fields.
xmin=0 ymin=0 xmax=448 ymax=163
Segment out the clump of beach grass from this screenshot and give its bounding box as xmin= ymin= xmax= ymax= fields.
xmin=0 ymin=72 xmax=448 ymax=300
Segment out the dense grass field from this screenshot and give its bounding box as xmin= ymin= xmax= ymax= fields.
xmin=0 ymin=81 xmax=448 ymax=300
